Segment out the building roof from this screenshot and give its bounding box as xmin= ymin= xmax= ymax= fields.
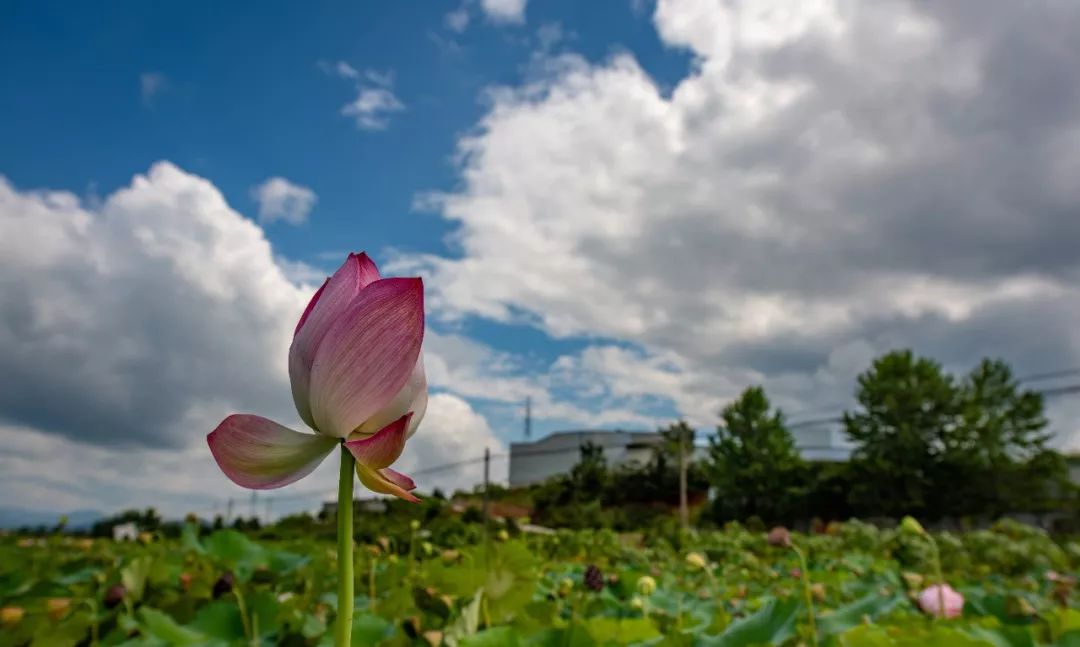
xmin=510 ymin=428 xmax=656 ymax=446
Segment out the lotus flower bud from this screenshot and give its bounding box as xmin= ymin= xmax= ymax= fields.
xmin=900 ymin=516 xmax=926 ymax=536
xmin=767 ymin=526 xmax=792 ymax=548
xmin=685 ymin=552 xmax=707 ymax=571
xmin=179 ymin=572 xmax=193 ymax=591
xmin=917 ymin=584 xmax=964 ymax=619
xmin=637 ymin=575 xmax=657 ymax=596
xmin=46 ymin=598 xmax=70 ymax=621
xmin=104 ymin=584 xmax=126 ymax=609
xmin=1 ymin=607 xmax=24 ymax=627
xmin=410 ymin=520 xmax=421 ymax=531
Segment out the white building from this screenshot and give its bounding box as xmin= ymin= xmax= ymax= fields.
xmin=508 ymin=430 xmax=666 ymax=487
xmin=112 ymin=522 xmax=138 ymax=542
xmin=789 ymin=423 xmax=852 ymax=462
xmin=508 ymin=424 xmax=851 ymax=487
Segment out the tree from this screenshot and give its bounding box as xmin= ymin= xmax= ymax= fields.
xmin=708 ymin=386 xmax=807 ymax=523
xmin=658 ymin=421 xmax=695 ymax=526
xmin=949 ymin=359 xmax=1060 ymax=516
xmin=570 ymin=441 xmax=609 ymax=494
xmin=843 ymin=350 xmax=958 ymax=518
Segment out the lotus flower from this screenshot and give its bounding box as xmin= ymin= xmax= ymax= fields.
xmin=207 ymin=253 xmax=426 ymax=502
xmin=917 ymin=584 xmax=964 ymax=618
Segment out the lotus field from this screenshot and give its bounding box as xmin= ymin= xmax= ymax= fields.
xmin=6 ymin=518 xmax=1080 ymax=646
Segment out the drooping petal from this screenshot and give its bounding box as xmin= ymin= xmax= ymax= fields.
xmin=353 ymin=355 xmax=427 ymax=437
xmin=207 ymin=415 xmax=338 ymax=490
xmin=308 ymin=277 xmax=424 ymax=438
xmin=289 ymin=253 xmax=381 ymax=428
xmin=344 ymin=413 xmax=412 ymax=469
xmin=380 ymin=468 xmax=416 ymax=491
xmin=357 ymin=463 xmax=419 ymax=503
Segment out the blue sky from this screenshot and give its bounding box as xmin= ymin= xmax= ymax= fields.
xmin=0 ymin=0 xmax=687 ymax=441
xmin=4 ymin=0 xmax=1080 ymax=517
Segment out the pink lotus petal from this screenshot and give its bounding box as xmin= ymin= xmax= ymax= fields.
xmin=380 ymin=467 xmax=416 ymax=491
xmin=308 ymin=277 xmax=424 ymax=438
xmin=294 ymin=278 xmax=328 ymax=336
xmin=344 ymin=413 xmax=412 ymax=469
xmin=354 ymin=355 xmax=427 ymax=437
xmin=207 ymin=415 xmax=338 ymax=490
xmin=357 ymin=463 xmax=420 ymax=503
xmin=289 ymin=253 xmax=381 ymax=428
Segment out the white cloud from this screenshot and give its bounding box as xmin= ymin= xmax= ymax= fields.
xmin=481 ymin=0 xmax=527 ymax=25
xmin=0 ymin=164 xmax=510 ymax=516
xmin=318 ymin=60 xmax=360 ymax=79
xmin=251 ymin=176 xmax=317 ymax=225
xmin=396 ymin=393 xmax=509 ymax=493
xmin=342 ymin=87 xmax=404 ymax=131
xmin=139 ymin=72 xmax=168 ymax=105
xmin=394 ymin=0 xmax=1080 ymax=446
xmin=446 ymin=6 xmax=470 ymax=33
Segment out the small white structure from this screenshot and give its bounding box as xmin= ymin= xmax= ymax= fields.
xmin=789 ymin=424 xmax=852 ymax=462
xmin=112 ymin=522 xmax=138 ymax=542
xmin=509 ymin=430 xmax=666 ymax=487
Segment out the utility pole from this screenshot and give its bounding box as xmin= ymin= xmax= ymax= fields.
xmin=250 ymin=491 xmax=257 ymax=521
xmin=482 ymin=447 xmax=491 ymax=563
xmin=265 ymin=498 xmax=272 ymax=525
xmin=226 ymin=498 xmax=234 ymax=525
xmin=524 ymin=397 xmax=532 ymax=439
xmin=679 ymin=429 xmax=689 ymax=529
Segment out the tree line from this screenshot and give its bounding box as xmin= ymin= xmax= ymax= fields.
xmin=531 ymin=349 xmax=1075 ymax=529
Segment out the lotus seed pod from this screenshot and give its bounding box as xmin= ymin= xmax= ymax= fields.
xmin=212 ymin=571 xmax=235 ymax=599
xmin=637 ymin=575 xmax=657 ymax=596
xmin=584 ymin=565 xmax=604 ymax=592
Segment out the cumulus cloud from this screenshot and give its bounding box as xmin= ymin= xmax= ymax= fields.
xmin=481 ymin=0 xmax=527 ymax=25
xmin=0 ymin=164 xmax=508 ymax=515
xmin=394 ymin=0 xmax=1080 ymax=446
xmin=251 ymin=176 xmax=317 ymax=225
xmin=342 ymin=86 xmax=404 ymax=131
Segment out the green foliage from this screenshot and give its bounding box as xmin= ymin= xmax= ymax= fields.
xmin=707 ymin=386 xmax=808 ymax=524
xmin=844 ymin=351 xmax=1067 ymax=521
xmin=6 ymin=519 xmax=1080 ymax=646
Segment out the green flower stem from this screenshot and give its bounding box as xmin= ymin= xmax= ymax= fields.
xmin=233 ymin=587 xmax=251 ymax=641
xmin=368 ymin=553 xmax=378 ymax=612
xmin=335 ymin=446 xmax=355 ymax=647
xmin=927 ymin=533 xmax=946 ymax=620
xmin=791 ymin=543 xmax=819 ymax=647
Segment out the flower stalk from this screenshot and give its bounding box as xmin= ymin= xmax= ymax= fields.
xmin=791 ymin=543 xmax=818 ymax=647
xmin=335 ymin=446 xmax=355 ymax=647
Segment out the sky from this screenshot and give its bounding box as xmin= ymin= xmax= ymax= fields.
xmin=3 ymin=0 xmax=1080 ymax=521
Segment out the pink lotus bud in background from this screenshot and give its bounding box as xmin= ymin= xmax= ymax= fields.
xmin=917 ymin=584 xmax=964 ymax=618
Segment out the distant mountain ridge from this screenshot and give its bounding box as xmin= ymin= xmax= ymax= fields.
xmin=0 ymin=507 xmax=103 ymax=530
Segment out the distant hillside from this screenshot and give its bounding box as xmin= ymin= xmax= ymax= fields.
xmin=0 ymin=507 xmax=103 ymax=530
